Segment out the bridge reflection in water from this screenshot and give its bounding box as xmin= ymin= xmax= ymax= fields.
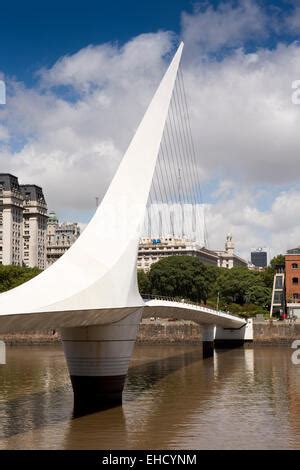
xmin=0 ymin=345 xmax=299 ymax=450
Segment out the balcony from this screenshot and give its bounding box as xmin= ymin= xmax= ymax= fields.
xmin=287 ymin=299 xmax=300 ymax=305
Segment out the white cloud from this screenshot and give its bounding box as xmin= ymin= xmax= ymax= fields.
xmin=181 ymin=0 xmax=267 ymax=58
xmin=205 ymin=187 xmax=300 ymax=261
xmin=141 ymin=187 xmax=300 ymax=264
xmin=0 ymin=32 xmax=175 ymax=211
xmin=39 ymin=32 xmax=175 ymax=93
xmin=183 ymin=42 xmax=300 ymax=186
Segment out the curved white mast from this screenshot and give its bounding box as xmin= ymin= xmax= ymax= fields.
xmin=0 ymin=43 xmax=184 ymax=331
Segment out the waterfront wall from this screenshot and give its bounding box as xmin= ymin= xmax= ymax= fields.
xmin=0 ymin=320 xmax=299 ymax=346
xmin=139 ymin=320 xmax=300 ymax=346
xmin=253 ymin=321 xmax=300 ymax=346
xmin=0 ymin=330 xmax=59 ymax=345
xmin=137 ymin=320 xmax=201 ymax=344
xmin=0 ymin=321 xmax=202 ymax=346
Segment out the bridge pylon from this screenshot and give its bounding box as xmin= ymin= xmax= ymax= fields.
xmin=202 ymin=325 xmax=216 ymax=358
xmin=59 ymin=43 xmax=184 ymax=410
xmin=61 ymin=310 xmax=143 ymax=412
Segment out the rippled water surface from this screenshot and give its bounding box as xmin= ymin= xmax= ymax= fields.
xmin=0 ymin=345 xmax=299 ymax=449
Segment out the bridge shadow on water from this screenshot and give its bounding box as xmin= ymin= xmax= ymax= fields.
xmin=72 ymin=345 xmax=238 ymax=417
xmin=64 ymin=347 xmax=243 ymax=450
xmin=0 ymin=345 xmax=222 ymax=439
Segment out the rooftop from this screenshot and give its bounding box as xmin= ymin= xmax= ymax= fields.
xmin=286 ymin=247 xmax=300 ymax=255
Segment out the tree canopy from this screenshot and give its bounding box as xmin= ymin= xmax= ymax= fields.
xmin=148 ymin=256 xmax=217 ymax=304
xmin=138 ymin=255 xmax=274 ymax=316
xmin=213 ymin=267 xmax=272 ymax=308
xmin=0 ymin=265 xmax=40 ymax=293
xmin=137 ymin=269 xmax=151 ymax=294
xmin=270 ymin=254 xmax=285 ymax=269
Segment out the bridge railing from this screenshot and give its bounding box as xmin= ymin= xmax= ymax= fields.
xmin=140 ymin=293 xmax=242 ymax=319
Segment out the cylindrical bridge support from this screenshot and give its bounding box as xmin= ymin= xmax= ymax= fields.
xmin=202 ymin=325 xmax=216 ymax=358
xmin=61 ymin=309 xmax=142 ymax=413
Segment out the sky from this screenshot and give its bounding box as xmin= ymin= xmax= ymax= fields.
xmin=1 ymin=0 xmax=300 ymax=261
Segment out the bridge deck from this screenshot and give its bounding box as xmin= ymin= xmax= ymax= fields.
xmin=0 ymin=299 xmax=245 ymax=334
xmin=143 ymin=299 xmax=246 ymax=329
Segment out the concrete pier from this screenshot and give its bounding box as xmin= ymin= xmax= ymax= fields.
xmin=215 ymin=320 xmax=253 ymax=349
xmin=61 ymin=310 xmax=142 ymax=411
xmin=202 ymin=325 xmax=216 ymax=358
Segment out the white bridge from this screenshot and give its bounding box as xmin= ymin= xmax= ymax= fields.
xmin=0 ymin=43 xmax=252 ymax=410
xmin=143 ymin=295 xmax=246 ymax=327
xmin=143 ymin=297 xmax=252 ymax=356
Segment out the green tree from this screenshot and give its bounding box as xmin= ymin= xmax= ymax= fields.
xmin=137 ymin=269 xmax=151 ymax=294
xmin=244 ymin=285 xmax=272 ymax=309
xmin=138 ymin=255 xmax=273 ymax=316
xmin=259 ymin=266 xmax=275 ymax=289
xmin=0 ymin=265 xmax=41 ymax=293
xmin=214 ymin=267 xmax=269 ymax=306
xmin=148 ymin=256 xmax=218 ymax=304
xmin=270 ymin=254 xmax=285 ymax=269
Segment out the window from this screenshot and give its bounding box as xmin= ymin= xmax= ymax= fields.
xmin=292 ymin=277 xmax=299 ymax=284
xmin=293 ymin=293 xmax=299 ymax=300
xmin=274 ymin=292 xmax=283 ymax=304
xmin=292 ymin=263 xmax=298 ymax=269
xmin=275 ymin=276 xmax=283 ymax=289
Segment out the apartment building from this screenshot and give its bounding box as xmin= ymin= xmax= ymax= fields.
xmin=21 ymin=185 xmax=48 ymax=269
xmin=0 ymin=174 xmax=48 ymax=269
xmin=137 ymin=236 xmax=218 ymax=272
xmin=46 ymin=211 xmax=80 ymax=266
xmin=0 ymin=174 xmax=23 ymax=266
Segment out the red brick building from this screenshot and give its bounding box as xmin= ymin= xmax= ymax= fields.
xmin=285 ymin=253 xmax=300 ymax=304
xmin=270 ymin=252 xmax=300 ymax=319
xmin=278 ymin=251 xmax=300 ymax=319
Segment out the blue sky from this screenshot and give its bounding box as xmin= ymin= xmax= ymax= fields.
xmin=0 ymin=0 xmax=297 ymax=83
xmin=1 ymin=0 xmax=300 ymax=259
xmin=0 ymin=0 xmax=188 ymax=83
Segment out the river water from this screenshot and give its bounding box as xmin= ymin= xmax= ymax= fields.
xmin=0 ymin=345 xmax=299 ymax=449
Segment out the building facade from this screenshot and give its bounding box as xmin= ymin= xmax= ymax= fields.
xmin=137 ymin=234 xmax=248 ymax=272
xmin=270 ymin=264 xmax=285 ymax=318
xmin=251 ymin=248 xmax=267 ymax=268
xmin=0 ymin=174 xmax=23 ymax=266
xmin=0 ymin=174 xmax=47 ymax=268
xmin=270 ymin=248 xmax=300 ymax=319
xmin=285 ymin=252 xmax=300 ymax=318
xmin=46 ymin=212 xmax=80 ymax=266
xmin=215 ymin=234 xmax=248 ymax=269
xmin=137 ymin=236 xmax=218 ymax=272
xmin=21 ymin=185 xmax=48 ymax=269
